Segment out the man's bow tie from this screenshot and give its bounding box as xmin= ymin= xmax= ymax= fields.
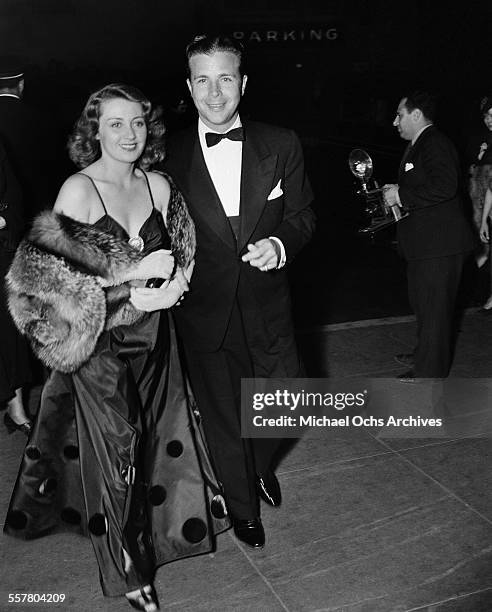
xmin=205 ymin=127 xmax=245 ymax=147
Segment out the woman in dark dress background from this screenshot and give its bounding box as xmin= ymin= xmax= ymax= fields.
xmin=0 ymin=140 xmax=32 ymax=434
xmin=4 ymin=84 xmax=228 ymax=612
xmin=467 ymin=95 xmax=492 ymax=308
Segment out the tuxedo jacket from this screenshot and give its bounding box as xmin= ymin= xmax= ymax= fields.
xmin=396 ymin=126 xmax=475 ymax=261
xmin=0 ymin=96 xmax=60 ymax=218
xmin=0 ymin=141 xmax=24 ymax=253
xmin=164 ymin=119 xmax=315 ymax=352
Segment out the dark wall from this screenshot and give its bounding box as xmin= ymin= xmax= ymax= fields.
xmin=0 ymin=0 xmax=489 ymax=147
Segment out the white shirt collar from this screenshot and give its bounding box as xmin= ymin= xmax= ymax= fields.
xmin=412 ymin=123 xmax=433 ymax=145
xmin=198 ymin=115 xmax=242 ymax=137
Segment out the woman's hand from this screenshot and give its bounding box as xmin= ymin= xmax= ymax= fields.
xmin=130 ymin=278 xmax=185 ymax=312
xmin=136 ymin=249 xmax=174 ymax=281
xmin=480 ymin=222 xmax=490 ymax=243
xmin=183 ymin=259 xmax=195 ymax=282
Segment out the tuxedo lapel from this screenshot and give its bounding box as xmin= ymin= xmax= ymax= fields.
xmin=238 ymin=123 xmax=277 ymax=251
xmin=398 ymin=126 xmax=434 ymax=180
xmin=177 ymin=129 xmax=236 ymax=251
xmin=398 ymin=142 xmax=413 ymax=177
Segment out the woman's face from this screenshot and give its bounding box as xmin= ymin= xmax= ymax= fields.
xmin=96 ymin=97 xmax=147 ymax=163
xmin=483 ymin=109 xmax=492 ymax=132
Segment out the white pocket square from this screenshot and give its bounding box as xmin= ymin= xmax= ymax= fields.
xmin=267 ymin=179 xmax=283 ymax=201
xmin=405 ymin=162 xmax=414 ymax=172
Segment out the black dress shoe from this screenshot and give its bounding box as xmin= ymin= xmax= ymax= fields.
xmin=397 ymin=370 xmax=420 ymax=383
xmin=126 ymin=585 xmax=158 ymax=611
xmin=257 ymin=471 xmax=281 ymax=507
xmin=394 ymin=353 xmax=414 ymax=367
xmin=233 ymin=518 xmax=265 ymax=548
xmin=4 ymin=413 xmax=32 ymax=436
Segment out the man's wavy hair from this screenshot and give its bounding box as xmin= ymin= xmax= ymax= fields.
xmin=402 ymin=91 xmax=437 ymax=122
xmin=185 ymin=34 xmax=246 ymax=77
xmin=68 ymin=83 xmax=166 ymax=170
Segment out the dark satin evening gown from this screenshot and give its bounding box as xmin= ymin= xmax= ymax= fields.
xmin=4 ymin=175 xmax=229 ymax=596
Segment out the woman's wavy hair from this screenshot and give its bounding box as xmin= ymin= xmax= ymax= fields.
xmin=68 ymin=83 xmax=166 ymax=170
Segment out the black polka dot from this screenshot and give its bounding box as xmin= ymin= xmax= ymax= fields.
xmin=25 ymin=446 xmax=41 ymax=460
xmin=61 ymin=507 xmax=81 ymax=525
xmin=6 ymin=510 xmax=27 ymax=530
xmin=167 ymin=440 xmax=183 ymax=458
xmin=63 ymin=445 xmax=79 ymax=459
xmin=148 ymin=485 xmax=167 ymax=506
xmin=210 ymin=495 xmax=227 ymax=519
xmin=39 ymin=478 xmax=57 ymax=495
xmin=88 ymin=513 xmax=107 ymax=536
xmin=182 ymin=518 xmax=207 ymax=543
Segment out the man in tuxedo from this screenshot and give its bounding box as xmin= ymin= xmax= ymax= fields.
xmin=383 ymin=91 xmax=474 ymax=380
xmin=164 ymin=34 xmax=315 ymax=547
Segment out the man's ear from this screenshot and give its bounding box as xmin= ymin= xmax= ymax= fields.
xmin=186 ymin=79 xmax=192 ymax=95
xmin=241 ymin=75 xmax=248 ymax=96
xmin=411 ymin=108 xmax=422 ymax=122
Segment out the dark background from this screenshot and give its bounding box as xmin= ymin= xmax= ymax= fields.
xmin=1 ymin=0 xmax=490 ymax=324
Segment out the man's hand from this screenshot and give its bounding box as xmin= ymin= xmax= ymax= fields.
xmin=241 ymin=238 xmax=279 ymax=271
xmin=480 ymin=221 xmax=489 ymax=243
xmin=382 ymin=184 xmax=401 ymax=208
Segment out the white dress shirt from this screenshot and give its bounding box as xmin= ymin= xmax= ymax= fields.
xmin=412 ymin=123 xmax=433 ymax=145
xmin=198 ymin=116 xmax=286 ymax=268
xmin=198 ymin=116 xmax=242 ymax=217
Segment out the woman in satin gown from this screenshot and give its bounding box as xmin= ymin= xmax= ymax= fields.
xmin=4 ymin=84 xmax=228 ymax=612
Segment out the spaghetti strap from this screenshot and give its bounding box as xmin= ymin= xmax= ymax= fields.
xmin=141 ymin=170 xmax=156 ymax=209
xmin=77 ymin=173 xmax=108 ymax=215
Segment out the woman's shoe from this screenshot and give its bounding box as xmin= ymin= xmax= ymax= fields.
xmin=126 ymin=585 xmax=158 ymax=612
xmin=4 ymin=412 xmax=32 ymax=436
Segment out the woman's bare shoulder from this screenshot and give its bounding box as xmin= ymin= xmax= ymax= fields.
xmin=53 ymin=173 xmax=100 ymax=223
xmin=146 ymin=171 xmax=171 ymax=216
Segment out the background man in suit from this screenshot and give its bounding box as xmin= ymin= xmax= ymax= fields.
xmin=164 ymin=34 xmax=315 ymax=548
xmin=0 ymin=141 xmax=33 ymax=435
xmin=383 ymin=91 xmax=475 ymax=380
xmin=0 ymin=57 xmax=60 ymax=221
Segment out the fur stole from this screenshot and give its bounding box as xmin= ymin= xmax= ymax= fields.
xmin=470 ymin=164 xmax=492 ymax=207
xmin=6 ymin=174 xmax=195 ymax=373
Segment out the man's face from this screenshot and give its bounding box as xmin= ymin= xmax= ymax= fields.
xmin=187 ymin=50 xmax=247 ymax=132
xmin=393 ymin=98 xmax=416 ymax=141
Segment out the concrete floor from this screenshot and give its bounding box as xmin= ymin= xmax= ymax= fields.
xmin=2 ymin=310 xmax=492 ymax=611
